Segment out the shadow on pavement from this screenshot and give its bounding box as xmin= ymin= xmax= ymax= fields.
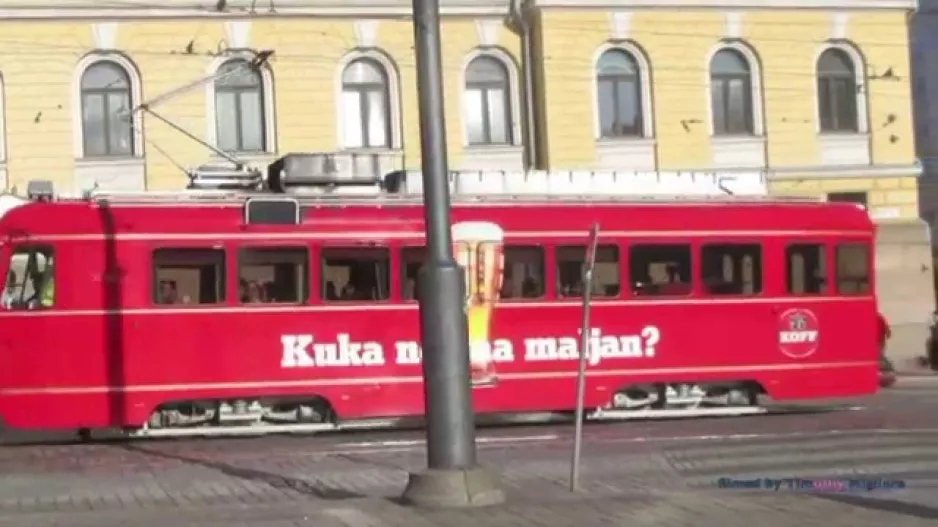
xmin=811 ymin=492 xmax=938 ymax=520
xmin=117 ymin=443 xmax=368 ymax=501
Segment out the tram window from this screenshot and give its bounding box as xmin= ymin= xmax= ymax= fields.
xmin=400 ymin=246 xmax=426 ymax=300
xmin=238 ymin=247 xmax=309 ymax=304
xmin=786 ymin=244 xmax=827 ymax=295
xmin=1 ymin=245 xmax=54 ymax=310
xmin=321 ymin=247 xmax=390 ymax=301
xmin=700 ymin=244 xmax=763 ymax=296
xmin=556 ymin=245 xmax=621 ymax=298
xmin=629 ymin=244 xmax=692 ymax=297
xmin=836 ymin=243 xmax=870 ymax=295
xmin=152 ymin=248 xmax=226 ymax=305
xmin=501 ymin=246 xmax=545 ymax=300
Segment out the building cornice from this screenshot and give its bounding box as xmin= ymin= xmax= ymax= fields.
xmin=531 ymin=0 xmax=917 ymax=10
xmin=0 ymin=1 xmax=509 ymax=20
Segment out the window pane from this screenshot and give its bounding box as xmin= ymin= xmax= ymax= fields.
xmin=238 ymin=247 xmax=309 ymax=304
xmin=2 ymin=246 xmax=55 ymax=310
xmin=107 ymin=91 xmax=132 ymax=155
xmin=238 ymin=91 xmax=264 ymax=151
xmin=464 ymin=88 xmax=486 ymax=144
xmin=341 ymin=90 xmax=364 ymax=148
xmin=82 ymin=93 xmax=107 ymax=156
xmin=701 ymin=244 xmax=762 ymax=296
xmin=711 ymin=50 xmax=749 ymax=75
xmin=786 ymin=244 xmax=827 ymax=295
xmin=836 ymin=243 xmax=870 ymax=295
xmin=598 ymin=79 xmax=616 ymax=137
xmin=556 ymin=245 xmax=621 ymax=298
xmin=466 ymin=57 xmax=508 ymax=84
xmin=628 ymin=244 xmax=692 ymax=297
xmin=835 ymin=78 xmax=858 ymax=131
xmin=366 ymin=89 xmax=388 ymax=147
xmin=710 ymin=81 xmax=726 ymax=135
xmin=82 ymin=63 xmax=129 ymax=90
xmin=615 ymin=79 xmax=641 ymax=135
xmin=215 ymin=91 xmax=239 ymax=152
xmin=501 ymin=246 xmax=545 ymax=300
xmin=343 ymin=60 xmax=385 ymax=85
xmin=320 ymin=247 xmax=391 ymax=302
xmin=598 ymin=50 xmax=637 ymax=76
xmin=486 ymin=88 xmax=509 ymax=144
xmin=152 ymin=249 xmax=226 ymax=305
xmin=726 ymin=78 xmax=750 ymax=134
xmin=818 ymin=79 xmax=833 ymax=131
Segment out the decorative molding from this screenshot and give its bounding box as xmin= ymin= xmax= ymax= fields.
xmin=224 ymin=21 xmax=251 ymax=49
xmin=724 ymin=12 xmax=742 ymax=39
xmin=830 ymin=12 xmax=849 ymax=39
xmin=704 ymin=40 xmax=765 ymax=137
xmin=531 ymin=0 xmax=915 ymax=9
xmin=767 ymin=163 xmax=920 ymax=179
xmin=0 ymin=1 xmax=511 ymax=19
xmin=813 ymin=41 xmax=869 ymax=134
xmin=91 ymin=22 xmax=118 ymax=50
xmin=460 ymin=48 xmax=522 ymax=146
xmin=592 ymin=42 xmax=655 ymax=139
xmin=474 ymin=19 xmax=500 ymax=47
xmin=204 ymin=52 xmax=277 ymax=154
xmin=608 ymin=12 xmax=632 ymax=40
xmin=353 ymin=20 xmax=379 ymax=47
xmin=335 ymin=49 xmax=404 ymax=150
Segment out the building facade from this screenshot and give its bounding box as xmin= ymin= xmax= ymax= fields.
xmin=0 ymin=0 xmax=921 ymax=210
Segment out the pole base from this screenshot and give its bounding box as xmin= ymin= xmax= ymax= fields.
xmin=401 ymin=467 xmax=506 ymax=508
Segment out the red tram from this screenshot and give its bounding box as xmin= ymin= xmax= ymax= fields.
xmin=0 ymin=155 xmax=879 ymax=438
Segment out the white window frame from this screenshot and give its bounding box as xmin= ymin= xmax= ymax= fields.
xmin=591 ymin=41 xmax=655 ymax=140
xmin=205 ymin=53 xmax=277 ymax=154
xmin=460 ymin=47 xmax=522 ymax=147
xmin=814 ymin=41 xmax=869 ymax=135
xmin=335 ymin=49 xmax=402 ymax=151
xmin=704 ymin=40 xmax=765 ymax=137
xmin=72 ymin=53 xmax=144 ymax=159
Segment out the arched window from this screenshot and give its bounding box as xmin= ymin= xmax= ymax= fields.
xmin=464 ymin=55 xmax=512 ymax=145
xmin=214 ymin=59 xmax=266 ymax=153
xmin=817 ymin=49 xmax=859 ymax=132
xmin=341 ymin=58 xmax=391 ymax=149
xmin=80 ymin=62 xmax=134 ymax=157
xmin=709 ymin=49 xmax=753 ymax=136
xmin=596 ymin=49 xmax=643 ymax=138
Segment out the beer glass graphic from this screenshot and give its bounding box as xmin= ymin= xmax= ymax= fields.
xmin=452 ymin=221 xmax=505 ymax=386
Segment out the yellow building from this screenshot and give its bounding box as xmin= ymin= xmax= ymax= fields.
xmin=0 ymin=0 xmax=922 ymax=222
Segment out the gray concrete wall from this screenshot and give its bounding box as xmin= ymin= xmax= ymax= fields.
xmin=875 ymin=218 xmax=936 ymax=372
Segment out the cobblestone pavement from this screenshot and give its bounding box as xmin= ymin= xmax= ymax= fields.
xmin=1 ymin=383 xmax=937 ymax=526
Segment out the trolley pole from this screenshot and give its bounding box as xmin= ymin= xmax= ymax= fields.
xmin=400 ymin=0 xmax=505 ymax=508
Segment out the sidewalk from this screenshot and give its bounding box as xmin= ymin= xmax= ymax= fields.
xmin=1 ymin=424 xmax=936 ymax=527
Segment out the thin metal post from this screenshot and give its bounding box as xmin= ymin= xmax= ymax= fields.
xmin=570 ymin=223 xmax=600 ymax=492
xmin=411 ymin=0 xmax=477 ymax=470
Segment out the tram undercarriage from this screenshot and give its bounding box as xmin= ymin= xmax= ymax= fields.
xmin=113 ymin=380 xmax=766 ymax=439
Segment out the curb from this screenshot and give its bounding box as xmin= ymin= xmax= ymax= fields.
xmin=892 ymin=375 xmax=938 ymax=387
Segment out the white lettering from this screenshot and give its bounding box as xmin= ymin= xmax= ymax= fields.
xmin=281 ymin=335 xmax=315 ymax=368
xmin=281 ymin=326 xmax=662 ymax=368
xmin=779 ymin=331 xmax=818 ymax=344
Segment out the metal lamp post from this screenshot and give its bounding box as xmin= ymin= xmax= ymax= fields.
xmin=400 ymin=0 xmax=505 ymax=509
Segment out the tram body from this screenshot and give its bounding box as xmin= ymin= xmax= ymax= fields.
xmin=0 ymin=166 xmax=879 ymax=437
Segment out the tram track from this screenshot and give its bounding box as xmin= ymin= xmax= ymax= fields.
xmin=0 ymin=400 xmax=873 ymax=448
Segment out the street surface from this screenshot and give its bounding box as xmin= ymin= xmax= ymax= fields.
xmin=1 ymin=378 xmax=937 ymax=526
